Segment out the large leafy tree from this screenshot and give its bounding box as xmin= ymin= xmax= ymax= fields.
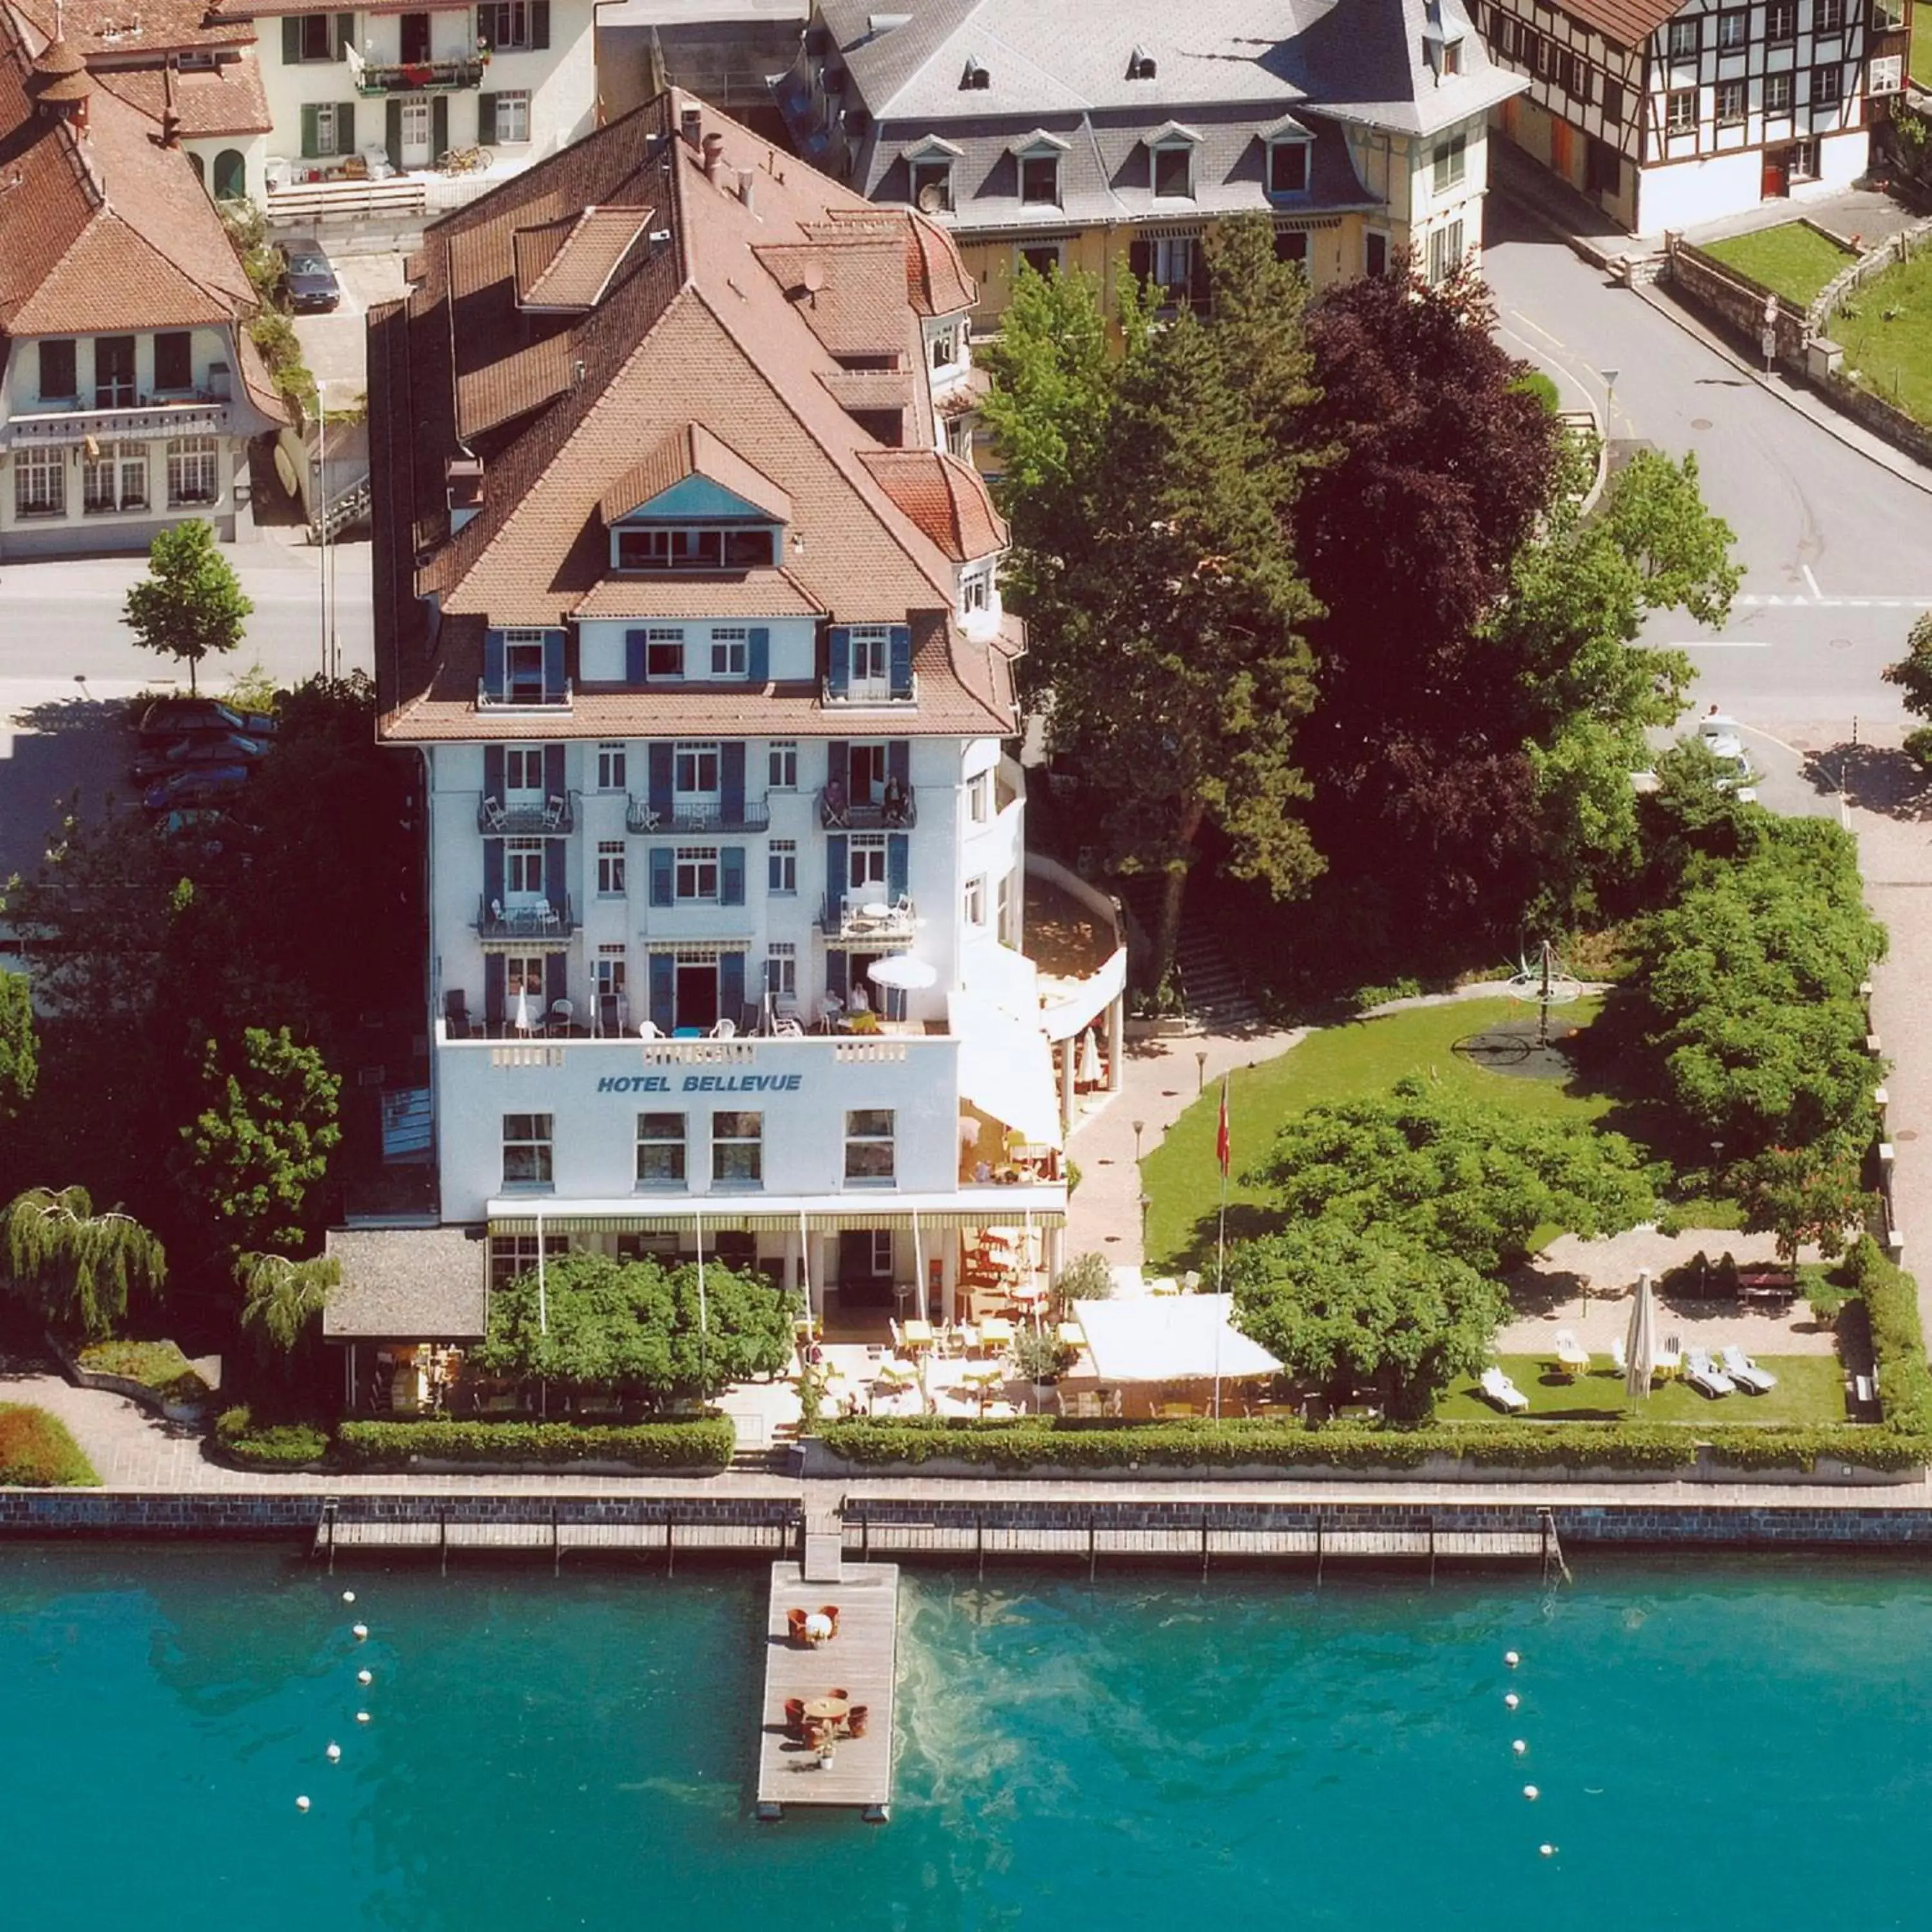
xmin=982 ymin=218 xmax=1323 ymax=983
xmin=1 ymin=1185 xmax=167 ymax=1340
xmin=1882 ymin=612 xmax=1932 ymax=766
xmin=1229 ymin=1221 xmax=1505 ymax=1420
xmin=237 ymin=1250 xmax=341 ymax=1367
xmin=0 ymin=971 xmax=35 ymax=1127
xmin=178 ymin=1027 xmax=343 ymax=1256
xmin=122 ymin=519 xmax=252 ymax=696
xmin=1245 ymin=1076 xmax=1654 ymax=1276
xmin=471 ymin=1251 xmax=795 ymax=1405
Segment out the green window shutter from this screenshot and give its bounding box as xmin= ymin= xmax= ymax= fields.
xmin=477 ymin=91 xmax=498 ymax=144
xmin=432 ymin=92 xmax=449 ymax=157
xmin=339 ymin=100 xmax=355 ymax=152
xmin=282 ymin=16 xmax=301 ymax=63
xmin=301 ymin=103 xmax=320 ymax=159
xmin=385 ymin=96 xmax=403 ymax=172
xmin=532 ymin=0 xmax=549 ymax=46
xmin=336 ymin=12 xmax=354 ymax=58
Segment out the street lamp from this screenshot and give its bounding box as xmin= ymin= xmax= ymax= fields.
xmin=1600 ymin=366 xmax=1619 ymax=440
xmin=1132 ymin=1119 xmax=1146 ymax=1164
xmin=1137 ymin=1192 xmax=1151 ymax=1249
xmin=1195 ymin=1049 xmax=1208 ymax=1094
xmin=315 ymin=377 xmax=345 ymax=681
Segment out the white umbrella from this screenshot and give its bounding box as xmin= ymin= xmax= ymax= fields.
xmin=511 ymin=985 xmax=535 ymax=1034
xmin=1624 ymin=1267 xmax=1654 ymax=1400
xmin=1077 ymin=1029 xmax=1103 ymax=1087
xmin=867 ymin=954 xmax=938 ymax=991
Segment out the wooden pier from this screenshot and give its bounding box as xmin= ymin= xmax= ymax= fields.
xmin=755 ymin=1560 xmax=899 ymax=1823
xmin=309 ymin=1503 xmax=794 ymax=1573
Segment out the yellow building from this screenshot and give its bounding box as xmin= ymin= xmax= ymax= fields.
xmin=775 ymin=0 xmax=1528 ymax=329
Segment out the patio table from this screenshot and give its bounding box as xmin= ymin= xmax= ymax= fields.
xmin=902 ymin=1319 xmax=935 ymax=1350
xmin=978 ymin=1316 xmax=1015 ymax=1349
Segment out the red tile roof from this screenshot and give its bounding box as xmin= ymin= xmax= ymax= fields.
xmin=13 ymin=0 xmax=254 ymax=55
xmin=515 ymin=205 xmax=654 ymax=311
xmin=860 ymin=448 xmax=1005 ymax=562
xmin=598 ymin=421 xmax=794 ymax=526
xmin=93 ymin=56 xmax=272 ymax=136
xmin=369 ymin=90 xmax=1014 ymax=746
xmin=1555 ymin=0 xmax=1683 ymax=48
xmin=570 ymin=567 xmax=824 ymax=621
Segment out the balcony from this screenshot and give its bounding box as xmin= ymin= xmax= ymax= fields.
xmin=818 ymin=893 xmax=916 ymax=942
xmin=821 ymin=673 xmax=918 ymax=710
xmin=626 ymin=795 xmax=772 ymax=835
xmin=348 ymin=49 xmax=488 ymax=94
xmin=477 ymin=895 xmax=580 ymax=942
xmin=476 ymin=676 xmax=573 ymax=714
xmin=6 ymin=397 xmax=234 ymax=446
xmin=819 ymin=786 xmax=916 ymax=831
xmin=478 ymin=791 xmax=577 ymax=834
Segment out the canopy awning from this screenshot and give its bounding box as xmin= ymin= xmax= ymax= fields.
xmin=1071 ymin=1294 xmax=1280 ymax=1383
xmin=486 ymin=1188 xmax=1066 ymax=1236
xmin=951 ymin=989 xmax=1063 ymax=1148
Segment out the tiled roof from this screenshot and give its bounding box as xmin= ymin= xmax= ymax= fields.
xmin=819 ymin=365 xmax=916 ymax=412
xmin=598 ymin=421 xmax=795 ymax=525
xmin=0 ymin=8 xmax=266 ymax=340
xmin=370 ymin=90 xmax=1016 ymax=746
xmin=322 ymin=1225 xmax=489 ymax=1341
xmin=1554 ymin=0 xmax=1682 ymax=47
xmin=860 ymin=448 xmax=1003 ymax=562
xmin=93 ymin=55 xmax=273 ymax=135
xmin=515 ymin=205 xmax=654 ymax=311
xmin=13 ymin=0 xmax=254 ymax=55
xmin=571 ymin=568 xmax=826 ymax=620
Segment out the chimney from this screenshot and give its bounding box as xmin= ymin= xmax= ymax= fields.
xmin=701 ymin=131 xmax=724 ymax=182
xmin=679 ymin=104 xmax=701 ymax=149
xmin=445 ymin=455 xmax=484 ymax=533
xmin=737 ymin=166 xmax=755 ymax=216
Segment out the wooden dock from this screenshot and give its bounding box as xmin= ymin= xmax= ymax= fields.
xmin=310 ymin=1509 xmax=793 ymax=1571
xmin=755 ymin=1560 xmax=899 ymax=1823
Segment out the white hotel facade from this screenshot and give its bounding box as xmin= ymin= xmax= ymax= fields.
xmin=351 ymin=92 xmax=1123 ymax=1356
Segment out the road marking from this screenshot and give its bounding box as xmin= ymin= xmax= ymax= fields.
xmin=1802 ymin=565 xmax=1822 ymax=600
xmin=1648 ymin=639 xmax=1770 ymax=649
xmin=1734 ymin=594 xmax=1932 ymax=609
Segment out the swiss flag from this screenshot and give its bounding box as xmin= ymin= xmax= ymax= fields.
xmin=1216 ymin=1077 xmax=1231 ymax=1179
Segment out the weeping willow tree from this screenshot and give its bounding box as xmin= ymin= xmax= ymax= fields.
xmin=236 ymin=1251 xmax=339 ymax=1367
xmin=1 ymin=1186 xmax=167 ymax=1340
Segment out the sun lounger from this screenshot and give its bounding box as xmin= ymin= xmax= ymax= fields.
xmin=1610 ymin=1337 xmax=1628 ymax=1376
xmin=1719 ymin=1343 xmax=1777 ymax=1394
xmin=1684 ymin=1347 xmax=1736 ymax=1398
xmin=1480 ymin=1367 xmax=1530 ymax=1414
xmin=1550 ymin=1328 xmax=1589 ymax=1378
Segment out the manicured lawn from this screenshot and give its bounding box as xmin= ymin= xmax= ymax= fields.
xmin=0 ymin=1404 xmax=100 ymax=1486
xmin=1703 ymin=222 xmax=1857 ymax=307
xmin=77 ymin=1339 xmax=210 ymax=1405
xmin=1144 ymin=996 xmax=1605 ymax=1267
xmin=1833 ymin=250 xmax=1932 ymax=430
xmin=1915 ymin=5 xmax=1931 ymax=83
xmin=1434 ymin=1352 xmax=1846 ymax=1426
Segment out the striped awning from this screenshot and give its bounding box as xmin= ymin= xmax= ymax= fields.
xmin=488 ymin=1200 xmax=1066 ymax=1236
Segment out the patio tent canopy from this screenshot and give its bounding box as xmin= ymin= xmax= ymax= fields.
xmin=1071 ymin=1294 xmax=1280 ymax=1383
xmin=950 ymin=989 xmax=1064 ymax=1150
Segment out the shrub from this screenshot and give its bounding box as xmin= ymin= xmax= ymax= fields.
xmin=1509 ymin=369 xmax=1562 ymax=414
xmin=77 ymin=1339 xmax=209 ymax=1406
xmin=0 ymin=1403 xmax=100 ymax=1485
xmin=1056 ymin=1251 xmax=1113 ymax=1302
xmin=334 ymin=1418 xmax=735 ymax=1470
xmin=214 ymin=1405 xmax=328 ymax=1468
xmin=1904 ymin=724 xmax=1932 ymax=772
xmin=1844 ymin=1235 xmax=1932 ymax=1434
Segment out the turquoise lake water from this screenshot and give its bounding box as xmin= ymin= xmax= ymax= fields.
xmin=5 ymin=1545 xmax=1929 ymax=1930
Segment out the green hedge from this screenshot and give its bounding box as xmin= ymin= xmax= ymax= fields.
xmin=334 ymin=1418 xmax=735 ymax=1470
xmin=1846 ymin=1236 xmax=1932 ymax=1435
xmin=0 ymin=1403 xmax=100 ymax=1486
xmin=77 ymin=1340 xmax=210 ymax=1406
xmin=817 ymin=1414 xmax=1924 ymax=1475
xmin=214 ymin=1406 xmax=329 ymax=1468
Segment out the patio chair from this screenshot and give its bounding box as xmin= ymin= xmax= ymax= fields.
xmin=786 ymin=1607 xmax=810 ymax=1644
xmin=819 ymin=1609 xmax=841 ymax=1637
xmin=480 ymin=795 xmax=507 ymax=830
xmin=1611 ymin=1336 xmax=1627 ymax=1376
xmin=1719 ymin=1343 xmax=1777 ymax=1394
xmin=544 ymin=794 xmax=566 ymax=830
xmin=638 ymin=1019 xmax=663 ymax=1039
xmin=443 ymin=989 xmax=471 ymax=1039
xmin=846 ymin=1705 xmax=869 ymax=1739
xmin=1684 ymin=1347 xmax=1736 ymax=1399
xmin=783 ymin=1696 xmax=806 ymax=1738
xmin=596 ymin=992 xmax=621 ymax=1038
xmin=1480 ymin=1367 xmax=1530 ymax=1414
xmin=1550 ymin=1328 xmax=1589 ymax=1377
xmin=712 ymin=1016 xmax=737 ymax=1038
xmin=549 ymin=998 xmax=574 ymax=1036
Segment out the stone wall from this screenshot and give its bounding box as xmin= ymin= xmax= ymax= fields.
xmin=1664 ymin=234 xmax=1810 ymax=363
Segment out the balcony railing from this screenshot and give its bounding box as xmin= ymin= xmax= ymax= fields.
xmin=477 ymin=895 xmax=579 ymax=940
xmin=347 ymin=43 xmax=487 ymax=93
xmin=818 ymin=893 xmax=916 ymax=941
xmin=818 ymin=785 xmax=916 ymax=830
xmin=6 ymin=398 xmax=233 ymax=445
xmin=478 ymin=790 xmax=577 ymax=834
xmin=821 ymin=673 xmax=918 ymax=708
xmin=477 ymin=677 xmax=573 ymax=713
xmin=626 ymin=795 xmax=772 ymax=835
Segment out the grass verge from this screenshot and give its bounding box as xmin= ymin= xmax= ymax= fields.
xmin=1703 ymin=222 xmax=1857 ymax=306
xmin=1832 ymin=249 xmax=1932 ymax=430
xmin=1434 ymin=1352 xmax=1845 ymax=1425
xmin=0 ymin=1404 xmax=100 ymax=1486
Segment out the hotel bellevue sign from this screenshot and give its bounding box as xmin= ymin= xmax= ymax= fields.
xmin=596 ymin=1072 xmax=806 ymax=1094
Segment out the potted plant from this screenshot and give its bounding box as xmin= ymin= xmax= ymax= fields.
xmin=1013 ymin=1325 xmax=1074 ymax=1393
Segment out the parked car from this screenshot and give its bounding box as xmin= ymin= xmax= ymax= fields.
xmin=1697 ymin=712 xmax=1758 ymax=801
xmin=279 ymin=236 xmax=342 ymax=314
xmin=129 ymin=731 xmax=272 ymax=782
xmin=140 ymin=765 xmax=252 ymax=813
xmin=133 ymin=697 xmax=278 ymax=743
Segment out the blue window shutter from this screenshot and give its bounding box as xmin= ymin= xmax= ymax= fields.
xmin=648 ymin=742 xmax=673 ymax=816
xmin=650 ymin=953 xmax=675 ymax=1033
xmin=484 ymin=837 xmax=504 ymax=907
xmin=747 ymin=627 xmax=769 ymax=683
xmin=720 ymin=742 xmax=746 ymax=822
xmin=649 ymin=847 xmax=674 ymax=907
xmin=542 ymin=629 xmax=565 ymax=697
xmin=825 ymin=833 xmax=847 ymax=926
xmin=825 ymin=949 xmax=848 ymax=999
xmin=887 ymin=832 xmax=909 ymax=900
xmin=483 ymin=628 xmax=505 ymax=697
xmin=828 ymin=625 xmax=850 ymax=696
xmin=544 ymin=743 xmax=565 ymax=799
xmin=826 ymin=739 xmax=847 ymax=793
xmin=889 ymin=623 xmax=913 ymax=698
xmin=483 ymin=743 xmax=504 ymax=803
xmin=887 ymin=740 xmax=909 ymax=788
xmin=545 ymin=838 xmax=567 ymax=916
xmin=625 ymin=629 xmax=647 ymax=684
xmin=484 ymin=954 xmax=506 ymax=1025
xmin=719 ymin=951 xmax=746 ymax=1021
xmin=545 ymin=952 xmax=567 ymax=1009
xmin=721 ymin=846 xmax=746 ymax=906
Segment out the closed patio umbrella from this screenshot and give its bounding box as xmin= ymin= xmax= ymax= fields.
xmin=1624 ymin=1267 xmax=1655 ymax=1400
xmin=1077 ymin=1029 xmax=1102 ymax=1088
xmin=511 ymin=985 xmax=536 ymax=1034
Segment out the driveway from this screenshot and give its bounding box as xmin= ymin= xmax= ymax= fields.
xmin=292 ymin=249 xmax=410 ymax=406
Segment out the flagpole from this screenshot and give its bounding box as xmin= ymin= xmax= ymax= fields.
xmin=1214 ymin=1075 xmax=1229 ymax=1423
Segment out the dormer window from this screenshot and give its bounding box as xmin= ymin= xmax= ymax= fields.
xmin=616 ymin=526 xmax=777 ymax=571
xmin=1126 ymin=44 xmax=1157 ymax=80
xmin=1268 ymin=135 xmax=1311 ymax=196
xmin=1148 ymin=124 xmax=1201 ymax=200
xmin=601 ymin=424 xmax=793 ymax=575
xmin=906 ymin=135 xmax=962 ymax=211
xmin=960 ymin=565 xmax=993 ymax=618
xmin=1012 ymin=129 xmax=1070 ymax=207
xmin=960 ymin=55 xmax=989 ymax=89
xmin=1440 ymin=34 xmax=1463 ymax=75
